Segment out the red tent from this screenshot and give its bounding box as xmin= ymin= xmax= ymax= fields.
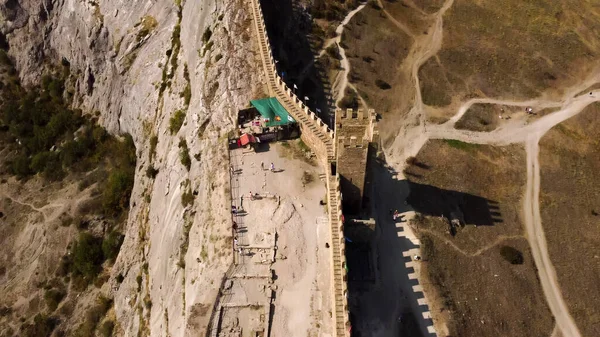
xmin=239 ymin=133 xmax=256 ymax=146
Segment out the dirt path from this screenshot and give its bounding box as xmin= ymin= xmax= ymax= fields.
xmin=1 ymin=192 xmax=65 ymax=222
xmin=375 ymin=0 xmax=415 ymax=37
xmin=523 ymin=135 xmax=583 ymax=337
xmin=444 ymin=98 xmax=563 ymax=127
xmin=418 ymin=228 xmax=525 ymax=257
xmin=330 ymin=3 xmax=367 ymax=105
xmin=385 ymin=0 xmax=455 ymax=170
xmin=427 ymin=92 xmax=600 ymax=146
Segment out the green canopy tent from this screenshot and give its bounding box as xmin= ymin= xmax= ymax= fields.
xmin=250 ymin=98 xmax=296 ymax=127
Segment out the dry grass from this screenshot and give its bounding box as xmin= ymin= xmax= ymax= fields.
xmin=276 ymin=140 xmax=316 ymax=166
xmin=407 ymin=140 xmax=526 ymax=250
xmin=455 ymin=104 xmax=500 ymax=132
xmin=420 ymin=0 xmax=600 ymax=106
xmin=407 ymin=140 xmax=552 ymax=336
xmin=539 ymin=102 xmax=600 ymax=337
xmin=342 ymin=5 xmax=413 ymax=114
xmin=419 ymin=235 xmax=553 ymax=337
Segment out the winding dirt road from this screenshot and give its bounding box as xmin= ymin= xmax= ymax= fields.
xmin=329 ymin=3 xmax=367 ymax=105
xmin=523 ymin=135 xmax=582 ymax=337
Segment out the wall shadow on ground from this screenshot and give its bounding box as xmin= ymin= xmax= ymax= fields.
xmin=406 ymin=182 xmax=502 ymax=226
xmin=260 ymin=0 xmax=336 ymax=127
xmin=347 ymin=155 xmax=436 ymax=337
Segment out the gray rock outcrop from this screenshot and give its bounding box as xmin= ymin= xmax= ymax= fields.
xmin=0 ymin=0 xmax=262 ymax=335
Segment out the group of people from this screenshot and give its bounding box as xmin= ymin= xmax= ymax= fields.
xmin=260 ymin=161 xmax=276 ymax=172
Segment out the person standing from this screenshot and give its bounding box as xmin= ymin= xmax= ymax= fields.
xmin=270 ymin=162 xmax=275 ymax=172
xmin=260 ymin=161 xmax=264 ymax=170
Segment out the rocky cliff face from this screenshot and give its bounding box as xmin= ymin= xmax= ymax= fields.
xmin=0 ymin=0 xmax=261 ymax=335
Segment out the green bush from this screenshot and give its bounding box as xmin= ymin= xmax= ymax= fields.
xmin=71 ymin=232 xmax=104 ymax=283
xmin=169 ymin=109 xmax=186 ymax=134
xmin=180 ymin=64 xmax=192 ymax=106
xmin=102 ymin=231 xmax=124 ymax=262
xmin=102 ymin=169 xmax=134 ymax=216
xmin=500 ymin=246 xmax=524 ymax=265
xmin=75 ymin=296 xmax=112 ymax=337
xmin=181 ymin=187 xmax=194 ymax=207
xmin=99 ymin=320 xmax=114 ymax=337
xmin=326 ymin=44 xmax=340 ymax=59
xmin=10 ymin=153 xmax=32 ymax=177
xmin=202 ymin=27 xmax=212 ymax=43
xmin=44 ymin=289 xmax=65 ymax=312
xmin=20 ymin=313 xmax=57 ymax=337
xmin=146 ymin=165 xmax=159 ymax=179
xmin=375 ymin=79 xmax=392 ymax=90
xmin=178 ymin=138 xmax=191 ymax=171
xmin=149 ymin=134 xmax=158 ymax=161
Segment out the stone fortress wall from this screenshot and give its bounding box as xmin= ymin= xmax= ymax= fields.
xmin=249 ymin=0 xmax=379 ymax=335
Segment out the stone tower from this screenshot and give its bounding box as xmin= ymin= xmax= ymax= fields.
xmin=335 ymin=108 xmax=379 ymax=215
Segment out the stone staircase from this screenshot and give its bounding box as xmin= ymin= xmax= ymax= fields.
xmin=249 ymin=0 xmax=336 ymax=162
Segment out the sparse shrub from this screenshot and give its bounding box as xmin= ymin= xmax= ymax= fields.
xmin=75 ymin=296 xmax=112 ymax=337
xmin=98 ymin=320 xmax=114 ymax=337
xmin=102 ymin=231 xmax=124 ymax=262
xmin=169 ymin=109 xmax=186 ymax=134
xmin=375 ymin=79 xmax=392 ymax=90
xmin=301 ymin=171 xmax=314 ymax=185
xmin=44 ymin=289 xmax=65 ymax=312
xmin=178 ymin=138 xmax=191 ymax=171
xmin=326 ymin=44 xmax=340 ymax=59
xmin=149 ymin=135 xmax=158 ymax=161
xmin=180 ymin=64 xmax=192 ymax=106
xmin=202 ymin=27 xmax=212 ymax=44
xmin=136 ymin=15 xmax=158 ymax=43
xmin=71 ymin=232 xmax=104 ymax=283
xmin=145 ymin=165 xmax=159 ymax=179
xmin=0 ymin=50 xmax=11 ymax=65
xmin=10 ymin=154 xmax=32 ymax=177
xmin=369 ymin=1 xmax=381 ymax=10
xmin=181 ymin=187 xmax=194 ymax=207
xmin=102 ymin=169 xmax=134 ymax=216
xmin=500 ymin=246 xmax=524 ymax=265
xmin=420 ymin=235 xmax=434 ymax=260
xmin=20 ymin=313 xmax=57 ymax=337
xmin=339 ymin=90 xmax=359 ymax=110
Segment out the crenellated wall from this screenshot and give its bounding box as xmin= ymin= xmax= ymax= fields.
xmin=249 ymin=0 xmax=373 ymax=335
xmin=249 ymin=0 xmax=335 ymax=163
